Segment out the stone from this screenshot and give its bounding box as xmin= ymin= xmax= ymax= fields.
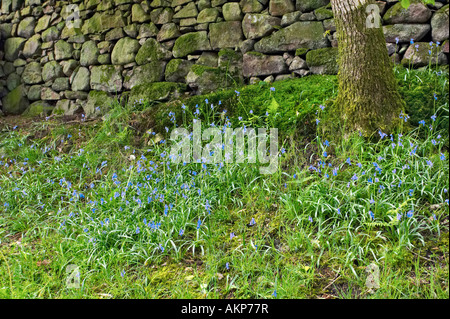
xmin=157 ymin=23 xmax=181 ymax=41
xmin=240 ymin=0 xmax=264 ymax=13
xmin=138 ymin=22 xmax=159 ymax=38
xmin=296 ymin=0 xmax=329 ymax=12
xmin=171 ymin=0 xmax=192 ymax=7
xmin=22 ymin=62 xmax=42 ymax=84
xmin=172 ymin=31 xmax=211 ymax=58
xmin=209 ymin=21 xmax=244 ymax=49
xmin=242 ymin=52 xmax=287 ymax=77
xmin=64 ymin=90 xmax=88 ymax=100
xmin=52 ymin=78 xmax=70 ymax=92
xmin=4 ymin=37 xmax=26 ymax=61
xmin=431 ymin=5 xmax=449 ymax=43
xmin=105 ymin=28 xmax=125 ymax=41
xmin=165 ymin=59 xmax=194 ymax=82
xmin=275 ymin=74 xmax=295 ymax=81
xmin=242 ymin=14 xmax=281 ymax=40
xmin=254 ymin=21 xmax=329 ymax=53
xmin=132 ymin=3 xmax=152 ymax=23
xmin=186 ymin=65 xmax=223 ymax=94
xmin=81 ymin=11 xmax=127 ymax=34
xmin=23 ymin=34 xmax=41 ymax=58
xmin=53 ymin=99 xmax=81 ymax=116
xmin=80 ymin=41 xmax=99 ymax=66
xmin=197 ymin=0 xmax=211 ymax=10
xmin=173 ymin=2 xmax=198 ymax=18
xmin=323 ymin=18 xmax=335 ymax=32
xmin=98 ymin=54 xmax=111 ymax=64
xmin=288 ymin=56 xmax=307 ymax=70
xmin=383 ymin=24 xmax=431 ymax=43
xmin=55 ymin=40 xmax=73 ymax=60
xmin=240 ymin=39 xmax=256 ymax=54
xmin=383 ymin=2 xmax=432 ymax=24
xmin=135 ymin=38 xmax=172 ymax=65
xmin=41 ymin=26 xmax=60 ymax=42
xmin=197 ymin=8 xmax=219 ymax=23
xmin=22 ymin=101 xmax=53 ymax=117
xmin=150 ymin=7 xmax=174 ymax=24
xmin=17 ymin=16 xmax=35 ymax=38
xmin=222 ymin=2 xmax=242 ymax=21
xmin=61 ymin=59 xmax=78 ymax=77
xmin=90 ymin=65 xmax=123 ymax=92
xmin=180 ymin=18 xmax=197 ymax=26
xmin=83 ymin=91 xmax=115 ymax=118
xmin=6 ymin=73 xmax=21 ymax=91
xmin=123 ymin=24 xmax=139 ymax=38
xmin=41 ymin=87 xmax=60 ymax=100
xmin=197 ymin=52 xmax=219 ymax=67
xmin=111 ymin=37 xmax=140 ymax=65
xmin=42 ymin=61 xmax=63 ymax=82
xmin=71 ymin=67 xmax=91 ymax=91
xmin=314 ymin=6 xmax=333 ymax=20
xmin=401 ymin=42 xmax=448 ymax=67
xmin=13 ymin=59 xmax=26 ymax=67
xmin=27 ymin=85 xmax=42 ymax=101
xmin=305 ymin=47 xmax=338 ymax=74
xmin=269 ymin=0 xmax=294 ymax=17
xmin=1 ymin=85 xmax=29 ymax=115
xmin=281 ymin=11 xmax=301 ymax=27
xmin=124 ymin=62 xmax=167 ymax=89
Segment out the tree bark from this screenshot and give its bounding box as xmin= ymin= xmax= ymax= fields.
xmin=330 ymin=0 xmax=404 ymax=134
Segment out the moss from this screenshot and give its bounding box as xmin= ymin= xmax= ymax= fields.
xmin=191 ymin=64 xmax=221 ymax=77
xmin=245 ymin=51 xmax=264 ymax=57
xmin=306 ymin=47 xmax=338 ymax=67
xmin=166 ymin=59 xmax=183 ymax=75
xmin=172 ymin=31 xmax=210 ymax=58
xmin=295 ymin=48 xmax=309 ymax=56
xmin=218 ymin=48 xmax=239 ymax=59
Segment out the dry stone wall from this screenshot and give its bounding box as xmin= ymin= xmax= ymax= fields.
xmin=0 ymin=0 xmax=449 ymax=117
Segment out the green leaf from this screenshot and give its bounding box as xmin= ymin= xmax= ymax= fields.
xmin=267 ymin=97 xmax=279 ymax=114
xmin=400 ymin=0 xmax=410 ymax=9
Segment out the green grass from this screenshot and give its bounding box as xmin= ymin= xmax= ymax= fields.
xmin=0 ymin=66 xmax=448 ymax=299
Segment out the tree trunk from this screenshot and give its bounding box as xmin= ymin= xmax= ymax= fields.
xmin=330 ymin=0 xmax=404 ymax=134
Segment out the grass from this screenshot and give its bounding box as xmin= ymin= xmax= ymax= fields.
xmin=0 ymin=66 xmax=448 ymax=299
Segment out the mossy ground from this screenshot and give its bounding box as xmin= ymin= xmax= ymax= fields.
xmin=0 ymin=66 xmax=448 ymax=299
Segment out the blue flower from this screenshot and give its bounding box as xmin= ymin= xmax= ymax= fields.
xmin=272 ymin=290 xmax=277 ymax=297
xmin=270 ymin=87 xmax=275 ymax=91
xmin=395 ymin=37 xmax=399 ymax=44
xmin=226 ymin=262 xmax=229 ymax=270
xmin=179 ymin=229 xmax=184 ymax=236
xmin=324 ymin=140 xmax=329 ymax=147
xmin=440 ymin=153 xmax=446 ymax=160
xmin=431 ymin=114 xmax=436 ymax=122
xmin=369 ymin=211 xmax=374 ymax=220
xmin=197 ymin=219 xmax=201 ymax=229
xmin=230 ymin=232 xmax=235 ymax=239
xmin=308 ymin=216 xmax=313 ymax=222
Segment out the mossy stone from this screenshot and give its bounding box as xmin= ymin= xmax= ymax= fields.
xmin=305 ymin=47 xmax=338 ymax=74
xmin=1 ymin=85 xmax=29 ymax=115
xmin=111 ymin=37 xmax=140 ymax=65
xmin=172 ymin=31 xmax=211 ymax=58
xmin=135 ymin=38 xmax=172 ymax=65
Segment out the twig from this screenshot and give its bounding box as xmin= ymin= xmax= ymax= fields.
xmin=321 ymin=268 xmax=341 ymax=293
